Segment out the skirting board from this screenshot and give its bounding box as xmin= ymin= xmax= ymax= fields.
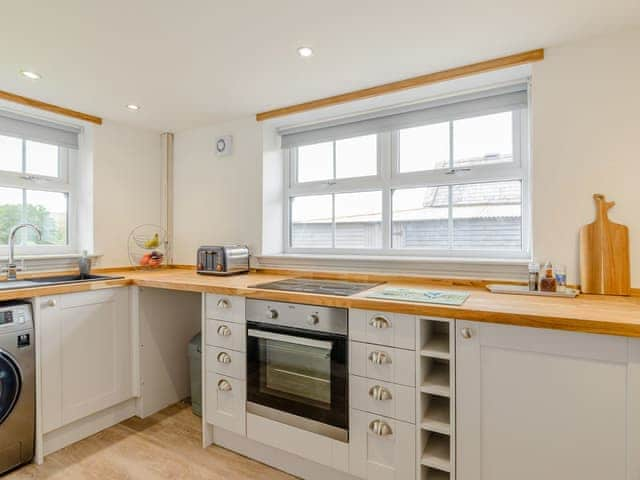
xmin=42 ymin=398 xmax=137 ymax=457
xmin=213 ymin=427 xmax=359 ymax=480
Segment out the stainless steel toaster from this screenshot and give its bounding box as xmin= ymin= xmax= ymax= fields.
xmin=197 ymin=245 xmax=249 ymax=275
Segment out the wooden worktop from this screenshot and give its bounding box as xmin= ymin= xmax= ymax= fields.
xmin=2 ymin=267 xmax=639 ymax=337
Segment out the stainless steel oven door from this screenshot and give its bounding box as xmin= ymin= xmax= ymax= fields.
xmin=246 ymin=322 xmax=348 ymax=442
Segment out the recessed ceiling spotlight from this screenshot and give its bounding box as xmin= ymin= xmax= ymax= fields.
xmin=20 ymin=70 xmax=41 ymax=80
xmin=297 ymin=46 xmax=313 ymax=58
xmin=126 ymin=104 xmax=140 ymax=111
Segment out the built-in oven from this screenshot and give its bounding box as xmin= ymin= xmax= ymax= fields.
xmin=246 ymin=299 xmax=348 ymax=442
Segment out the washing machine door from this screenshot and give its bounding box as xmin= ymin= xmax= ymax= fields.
xmin=0 ymin=351 xmax=20 ymax=425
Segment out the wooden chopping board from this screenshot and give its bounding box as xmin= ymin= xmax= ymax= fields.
xmin=579 ymin=194 xmax=630 ymax=295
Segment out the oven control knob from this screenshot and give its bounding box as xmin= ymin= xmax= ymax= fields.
xmin=307 ymin=313 xmax=319 ymax=326
xmin=266 ymin=308 xmax=278 ymax=319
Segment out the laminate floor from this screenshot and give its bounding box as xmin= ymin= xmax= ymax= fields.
xmin=7 ymin=402 xmax=296 ymax=479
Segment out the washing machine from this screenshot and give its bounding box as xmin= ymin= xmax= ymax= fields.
xmin=0 ymin=301 xmax=34 ymax=474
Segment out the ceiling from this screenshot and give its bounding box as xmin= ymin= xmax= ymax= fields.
xmin=2 ymin=0 xmax=639 ymax=132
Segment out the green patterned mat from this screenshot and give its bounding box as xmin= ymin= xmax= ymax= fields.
xmin=366 ymin=287 xmax=470 ymax=306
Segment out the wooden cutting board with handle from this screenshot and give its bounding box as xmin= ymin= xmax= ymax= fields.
xmin=579 ymin=194 xmax=630 ymax=295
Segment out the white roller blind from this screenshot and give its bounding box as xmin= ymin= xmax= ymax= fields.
xmin=0 ymin=111 xmax=81 ymax=149
xmin=280 ymin=83 xmax=528 ymax=148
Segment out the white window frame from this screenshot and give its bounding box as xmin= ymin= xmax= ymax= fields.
xmin=283 ymin=105 xmax=530 ymax=259
xmin=0 ymin=141 xmax=77 ymax=255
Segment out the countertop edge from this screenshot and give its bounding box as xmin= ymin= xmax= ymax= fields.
xmin=1 ymin=272 xmax=638 ymax=338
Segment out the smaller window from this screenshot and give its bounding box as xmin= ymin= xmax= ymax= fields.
xmin=335 ymin=191 xmax=382 ymax=249
xmin=335 ymin=135 xmax=377 ymax=179
xmin=453 ymin=112 xmax=513 ymax=168
xmin=0 ymin=135 xmax=22 ymax=173
xmin=25 ymin=190 xmax=68 ymax=245
xmin=290 ymin=195 xmax=333 ymax=248
xmin=452 ymin=180 xmax=522 ymax=250
xmin=297 ymin=142 xmax=333 ymax=183
xmin=26 ymin=140 xmax=60 ymax=177
xmin=295 ymin=134 xmax=377 ymax=183
xmin=398 ymin=122 xmax=449 ymax=173
xmin=392 ymin=186 xmax=449 ymax=249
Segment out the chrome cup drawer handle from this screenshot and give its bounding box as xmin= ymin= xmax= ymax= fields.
xmin=368 ymin=385 xmax=393 ymax=401
xmin=369 ymin=419 xmax=393 ymax=437
xmin=217 ymin=379 xmax=232 ymax=392
xmin=368 ymin=351 xmax=391 ymax=365
xmin=217 ymin=298 xmax=231 ymax=309
xmin=216 ymin=352 xmax=232 ymax=364
xmin=217 ymin=325 xmax=232 ymax=337
xmin=369 ymin=316 xmax=390 ymax=329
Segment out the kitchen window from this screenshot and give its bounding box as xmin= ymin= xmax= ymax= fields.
xmin=282 ymin=83 xmax=530 ymax=258
xmin=0 ymin=112 xmax=81 ymax=254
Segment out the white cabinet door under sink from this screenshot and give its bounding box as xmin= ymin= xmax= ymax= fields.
xmin=40 ymin=288 xmax=133 ymax=431
xmin=456 ymin=320 xmax=640 ymax=480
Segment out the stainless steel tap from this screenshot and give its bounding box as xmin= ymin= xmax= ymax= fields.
xmin=5 ymin=224 xmax=42 ymax=280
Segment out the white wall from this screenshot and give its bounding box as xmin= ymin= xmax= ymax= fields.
xmin=172 ymin=118 xmax=263 ymax=264
xmin=92 ymin=120 xmax=162 ymax=267
xmin=171 ymin=27 xmax=640 ymax=286
xmin=531 ymin=27 xmax=640 ymax=286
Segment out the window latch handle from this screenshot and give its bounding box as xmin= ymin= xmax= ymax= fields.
xmin=445 ymin=167 xmax=471 ymax=175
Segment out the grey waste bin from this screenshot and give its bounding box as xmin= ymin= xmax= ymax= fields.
xmin=188 ymin=333 xmax=202 ymax=416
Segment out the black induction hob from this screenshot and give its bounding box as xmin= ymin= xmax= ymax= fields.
xmin=251 ymin=278 xmax=382 ymax=296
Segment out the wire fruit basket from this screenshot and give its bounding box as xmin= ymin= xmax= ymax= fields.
xmin=127 ymin=224 xmax=170 ymax=269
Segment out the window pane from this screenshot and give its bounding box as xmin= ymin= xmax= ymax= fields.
xmin=452 ymin=181 xmax=521 ymax=250
xmin=335 ymin=191 xmax=382 ymax=248
xmin=0 ymin=187 xmax=24 ymax=244
xmin=290 ymin=195 xmax=332 ymax=248
xmin=25 ymin=190 xmax=68 ymax=245
xmin=0 ymin=135 xmax=22 ymax=173
xmin=453 ymin=112 xmax=513 ymax=167
xmin=392 ymin=186 xmax=449 ymax=248
xmin=335 ymin=135 xmax=377 ymax=179
xmin=398 ymin=122 xmax=449 ymax=173
xmin=26 ymin=141 xmax=59 ymax=177
xmin=297 ymin=142 xmax=333 ymax=183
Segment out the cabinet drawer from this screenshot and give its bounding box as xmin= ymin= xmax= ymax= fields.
xmin=349 ymin=309 xmax=416 ymax=350
xmin=205 ymin=319 xmax=246 ymax=352
xmin=350 ymin=376 xmax=415 ymax=424
xmin=205 ymin=294 xmax=245 ymax=323
xmin=350 ymin=409 xmax=415 ymax=480
xmin=206 ymin=346 xmax=246 ymax=380
xmin=350 ymin=342 xmax=415 ymax=387
xmin=205 ymin=372 xmax=246 ymax=435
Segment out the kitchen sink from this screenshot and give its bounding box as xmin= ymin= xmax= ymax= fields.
xmin=0 ymin=274 xmax=123 ymax=290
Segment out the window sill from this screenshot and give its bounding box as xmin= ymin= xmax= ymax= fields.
xmin=254 ymin=253 xmax=530 ymax=282
xmin=0 ymin=253 xmax=102 ymax=273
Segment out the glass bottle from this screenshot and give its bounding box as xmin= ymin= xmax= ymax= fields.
xmin=540 ymin=261 xmax=557 ymax=292
xmin=528 ymin=262 xmax=540 ymax=291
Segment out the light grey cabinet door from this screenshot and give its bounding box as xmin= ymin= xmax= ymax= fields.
xmin=40 ymin=288 xmax=133 ymax=431
xmin=456 ymin=320 xmax=640 ymax=480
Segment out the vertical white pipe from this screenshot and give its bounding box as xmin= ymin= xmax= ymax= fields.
xmin=160 ymin=132 xmax=174 ymax=264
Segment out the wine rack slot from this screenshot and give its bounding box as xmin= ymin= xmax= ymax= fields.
xmin=420 ymin=358 xmax=450 ymax=397
xmin=421 ymin=395 xmax=451 ymax=435
xmin=423 ymin=466 xmax=450 ymax=480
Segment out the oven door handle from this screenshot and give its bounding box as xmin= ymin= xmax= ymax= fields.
xmin=247 ymin=329 xmax=334 ymax=351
